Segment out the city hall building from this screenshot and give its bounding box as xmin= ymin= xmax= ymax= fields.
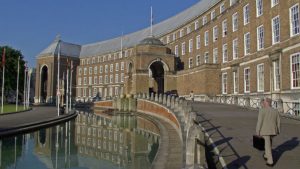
xmin=35 ymin=0 xmax=300 ymax=104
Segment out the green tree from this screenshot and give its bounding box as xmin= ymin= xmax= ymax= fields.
xmin=0 ymin=46 xmax=26 ymax=102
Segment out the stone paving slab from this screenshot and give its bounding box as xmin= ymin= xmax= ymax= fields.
xmin=193 ymin=102 xmax=300 ymax=169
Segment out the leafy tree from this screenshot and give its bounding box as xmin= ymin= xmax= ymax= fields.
xmin=0 ymin=46 xmax=26 ymax=102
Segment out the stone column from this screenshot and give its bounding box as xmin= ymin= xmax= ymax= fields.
xmin=167 ymin=95 xmax=171 ymax=107
xmin=155 ymin=93 xmax=159 ymax=102
xmin=163 ymin=94 xmax=167 ymax=105
xmin=150 ymin=93 xmax=154 ymax=101
xmin=171 ymin=96 xmax=175 ymax=109
xmin=158 ymin=94 xmax=163 ymax=103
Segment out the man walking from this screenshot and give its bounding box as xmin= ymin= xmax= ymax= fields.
xmin=256 ymin=98 xmax=281 ymax=166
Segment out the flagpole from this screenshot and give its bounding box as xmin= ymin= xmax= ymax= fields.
xmin=27 ymin=68 xmax=31 ymax=109
xmin=1 ymin=48 xmax=6 ymax=113
xmin=66 ymin=60 xmax=69 ymax=114
xmin=24 ymin=63 xmax=27 ymax=109
xmin=57 ymin=42 xmax=61 ymax=116
xmin=16 ymin=56 xmax=20 ymax=111
xmin=151 ymin=6 xmax=153 ymax=37
xmin=69 ymin=61 xmax=73 ymax=112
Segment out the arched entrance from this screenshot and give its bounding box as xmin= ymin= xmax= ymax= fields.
xmin=40 ymin=66 xmax=48 ymax=103
xmin=149 ymin=61 xmax=164 ymax=94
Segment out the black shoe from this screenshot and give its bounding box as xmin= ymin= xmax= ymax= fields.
xmin=266 ymin=163 xmax=274 ymax=167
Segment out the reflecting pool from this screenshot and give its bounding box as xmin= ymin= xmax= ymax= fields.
xmin=0 ymin=109 xmax=160 ymax=169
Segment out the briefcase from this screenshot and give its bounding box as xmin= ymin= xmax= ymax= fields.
xmin=253 ymin=135 xmax=265 ymax=151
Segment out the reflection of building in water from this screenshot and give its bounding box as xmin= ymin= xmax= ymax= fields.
xmin=75 ymin=110 xmax=160 ymax=169
xmin=33 ymin=122 xmax=78 ymax=169
xmin=0 ymin=136 xmax=23 ymax=169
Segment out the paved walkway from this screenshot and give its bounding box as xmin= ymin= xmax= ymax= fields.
xmin=192 ymin=102 xmax=300 ymax=169
xmin=0 ymin=106 xmax=77 ymax=137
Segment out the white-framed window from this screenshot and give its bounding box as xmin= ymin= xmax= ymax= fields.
xmin=220 ymin=2 xmax=225 ymax=14
xmin=110 ymin=64 xmax=113 ymax=72
xmin=257 ymin=25 xmax=264 ymax=50
xmin=256 ymin=0 xmax=263 ymax=17
xmin=105 ymin=65 xmax=108 ymax=73
xmin=81 ymin=59 xmax=85 ymax=65
xmin=121 ymin=73 xmax=124 ymax=82
xmin=115 ymin=87 xmax=119 ymax=96
xmin=189 ymin=58 xmax=193 ymax=68
xmin=182 ymin=42 xmax=186 ymax=55
xmin=92 ymin=57 xmax=95 ymax=64
xmin=232 ymin=12 xmax=238 ymax=32
xmin=110 ymin=75 xmax=113 ymax=84
xmin=257 ymin=64 xmax=264 ymax=92
xmin=272 ymin=16 xmax=280 ymax=44
xmin=244 ymin=32 xmax=250 ymax=55
xmin=121 ymin=62 xmax=124 ymax=70
xmin=202 ymin=16 xmax=207 ymax=25
xmin=222 ymin=20 xmax=228 ymax=37
xmin=213 ymin=48 xmax=218 ymax=64
xmin=103 ymin=55 xmax=107 ymax=62
xmin=116 ymin=63 xmax=119 ymax=71
xmin=89 ymin=77 xmax=92 ymax=85
xmin=83 ymin=77 xmax=87 ymax=85
xmin=173 ymin=32 xmax=177 ymax=41
xmin=204 ymin=31 xmax=209 ymax=46
xmin=83 ymin=88 xmax=86 ymax=97
xmin=89 ymin=67 xmax=92 ymax=74
xmin=271 ymin=0 xmax=279 ymax=7
xmin=222 ymin=72 xmax=228 ymax=94
xmin=78 ymin=68 xmax=82 ymax=75
xmin=180 ymin=29 xmax=184 ymax=38
xmin=273 ymin=60 xmax=280 ymax=91
xmin=115 ymin=74 xmax=119 ymax=83
xmin=166 ymin=35 xmax=170 ymax=44
xmin=244 ymin=67 xmax=250 ymax=93
xmin=195 ymin=21 xmax=199 ymax=30
xmin=87 ymin=58 xmax=90 ymax=64
xmin=222 ymin=44 xmax=228 ymax=63
xmin=233 ymin=71 xmax=238 ymax=94
xmin=196 ymin=55 xmax=201 ymax=66
xmin=189 ymin=39 xmax=193 ymax=53
xmin=204 ymin=52 xmax=209 ymax=64
xmin=230 ymin=0 xmax=238 ymax=6
xmin=84 ymin=68 xmax=87 ymax=75
xmin=77 ymin=88 xmax=81 ymax=97
xmin=94 ymin=66 xmax=97 ymax=74
xmin=290 ymin=4 xmax=300 ymax=37
xmin=78 ymin=78 xmax=82 ymax=85
xmin=94 ymin=76 xmax=98 ymax=85
xmin=105 ymin=75 xmax=108 ymax=84
xmin=100 ymin=66 xmax=103 ymax=73
xmin=213 ymin=26 xmax=218 ymax=42
xmin=93 ymin=88 xmax=97 ymax=97
xmin=211 ymin=10 xmax=216 ymax=20
xmin=291 ymin=53 xmax=300 ymax=89
xmin=99 ymin=76 xmax=103 ymax=84
xmin=233 ymin=38 xmax=238 ymax=60
xmin=108 ymin=54 xmax=112 ymax=61
xmin=187 ymin=25 xmax=191 ymax=34
xmin=196 ymin=35 xmax=201 ymax=49
xmin=244 ymin=4 xmax=250 ymax=25
xmin=175 ymin=45 xmax=179 ymax=57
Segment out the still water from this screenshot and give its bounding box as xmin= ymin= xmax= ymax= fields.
xmin=0 ymin=109 xmax=160 ymax=169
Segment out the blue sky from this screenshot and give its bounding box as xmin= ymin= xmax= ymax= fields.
xmin=0 ymin=0 xmax=199 ymax=67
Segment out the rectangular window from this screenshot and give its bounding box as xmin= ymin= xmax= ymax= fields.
xmin=83 ymin=88 xmax=86 ymax=97
xmin=175 ymin=45 xmax=179 ymax=56
xmin=202 ymin=16 xmax=207 ymax=25
xmin=78 ymin=68 xmax=82 ymax=75
xmin=291 ymin=53 xmax=300 ymax=88
xmin=213 ymin=48 xmax=218 ymax=64
xmin=204 ymin=31 xmax=209 ymax=46
xmin=100 ymin=66 xmax=103 ymax=73
xmin=182 ymin=42 xmax=186 ymax=55
xmin=244 ymin=68 xmax=250 ymax=93
xmin=244 ymin=4 xmax=250 ymax=25
xmin=94 ymin=76 xmax=98 ymax=85
xmin=271 ymin=0 xmax=279 ymax=8
xmin=272 ymin=16 xmax=280 ymax=44
xmin=273 ymin=60 xmax=280 ymax=91
xmin=222 ymin=44 xmax=228 ymax=63
xmin=233 ymin=71 xmax=238 ymax=94
xmin=244 ymin=32 xmax=250 ymax=55
xmin=256 ymin=0 xmax=263 ymax=17
xmin=257 ymin=64 xmax=264 ymax=92
xmin=233 ymin=38 xmax=238 ymax=60
xmin=290 ymin=4 xmax=300 ymax=36
xmin=257 ymin=25 xmax=264 ymax=50
xmin=195 ymin=21 xmax=199 ymax=30
xmin=84 ymin=68 xmax=87 ymax=75
xmin=204 ymin=52 xmax=209 ymax=63
xmin=189 ymin=39 xmax=193 ymax=53
xmin=222 ymin=72 xmax=228 ymax=94
xmin=180 ymin=29 xmax=184 ymax=37
xmin=211 ymin=10 xmax=216 ymax=20
xmin=116 ymin=63 xmax=119 ymax=71
xmin=105 ymin=65 xmax=108 ymax=73
xmin=222 ymin=20 xmax=228 ymax=37
xmin=121 ymin=73 xmax=124 ymax=82
xmin=220 ymin=2 xmax=225 ymax=14
xmin=110 ymin=64 xmax=113 ymax=72
xmin=213 ymin=26 xmax=218 ymax=42
xmin=89 ymin=77 xmax=92 ymax=85
xmin=189 ymin=58 xmax=193 ymax=68
xmin=115 ymin=87 xmax=119 ymax=96
xmin=173 ymin=32 xmax=177 ymax=41
xmin=230 ymin=0 xmax=238 ymax=6
xmin=110 ymin=75 xmax=113 ymax=84
xmin=94 ymin=67 xmax=97 ymax=74
xmin=105 ymin=75 xmax=108 ymax=84
xmin=115 ymin=74 xmax=119 ymax=83
xmin=196 ymin=55 xmax=201 ymax=66
xmin=99 ymin=76 xmax=103 ymax=84
xmin=78 ymin=78 xmax=82 ymax=85
xmin=196 ymin=35 xmax=201 ymax=49
xmin=121 ymin=62 xmax=124 ymax=70
xmin=84 ymin=77 xmax=87 ymax=85
xmin=166 ymin=35 xmax=170 ymax=44
xmin=89 ymin=67 xmax=92 ymax=74
xmin=187 ymin=26 xmax=191 ymax=34
xmin=232 ymin=13 xmax=238 ymax=32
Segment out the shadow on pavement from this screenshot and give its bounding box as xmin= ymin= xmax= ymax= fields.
xmin=273 ymin=137 xmax=299 ymax=165
xmin=225 ymin=156 xmax=251 ymax=169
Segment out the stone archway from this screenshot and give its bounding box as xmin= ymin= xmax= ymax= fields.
xmin=149 ymin=61 xmax=165 ymax=94
xmin=40 ymin=65 xmax=48 ymax=103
